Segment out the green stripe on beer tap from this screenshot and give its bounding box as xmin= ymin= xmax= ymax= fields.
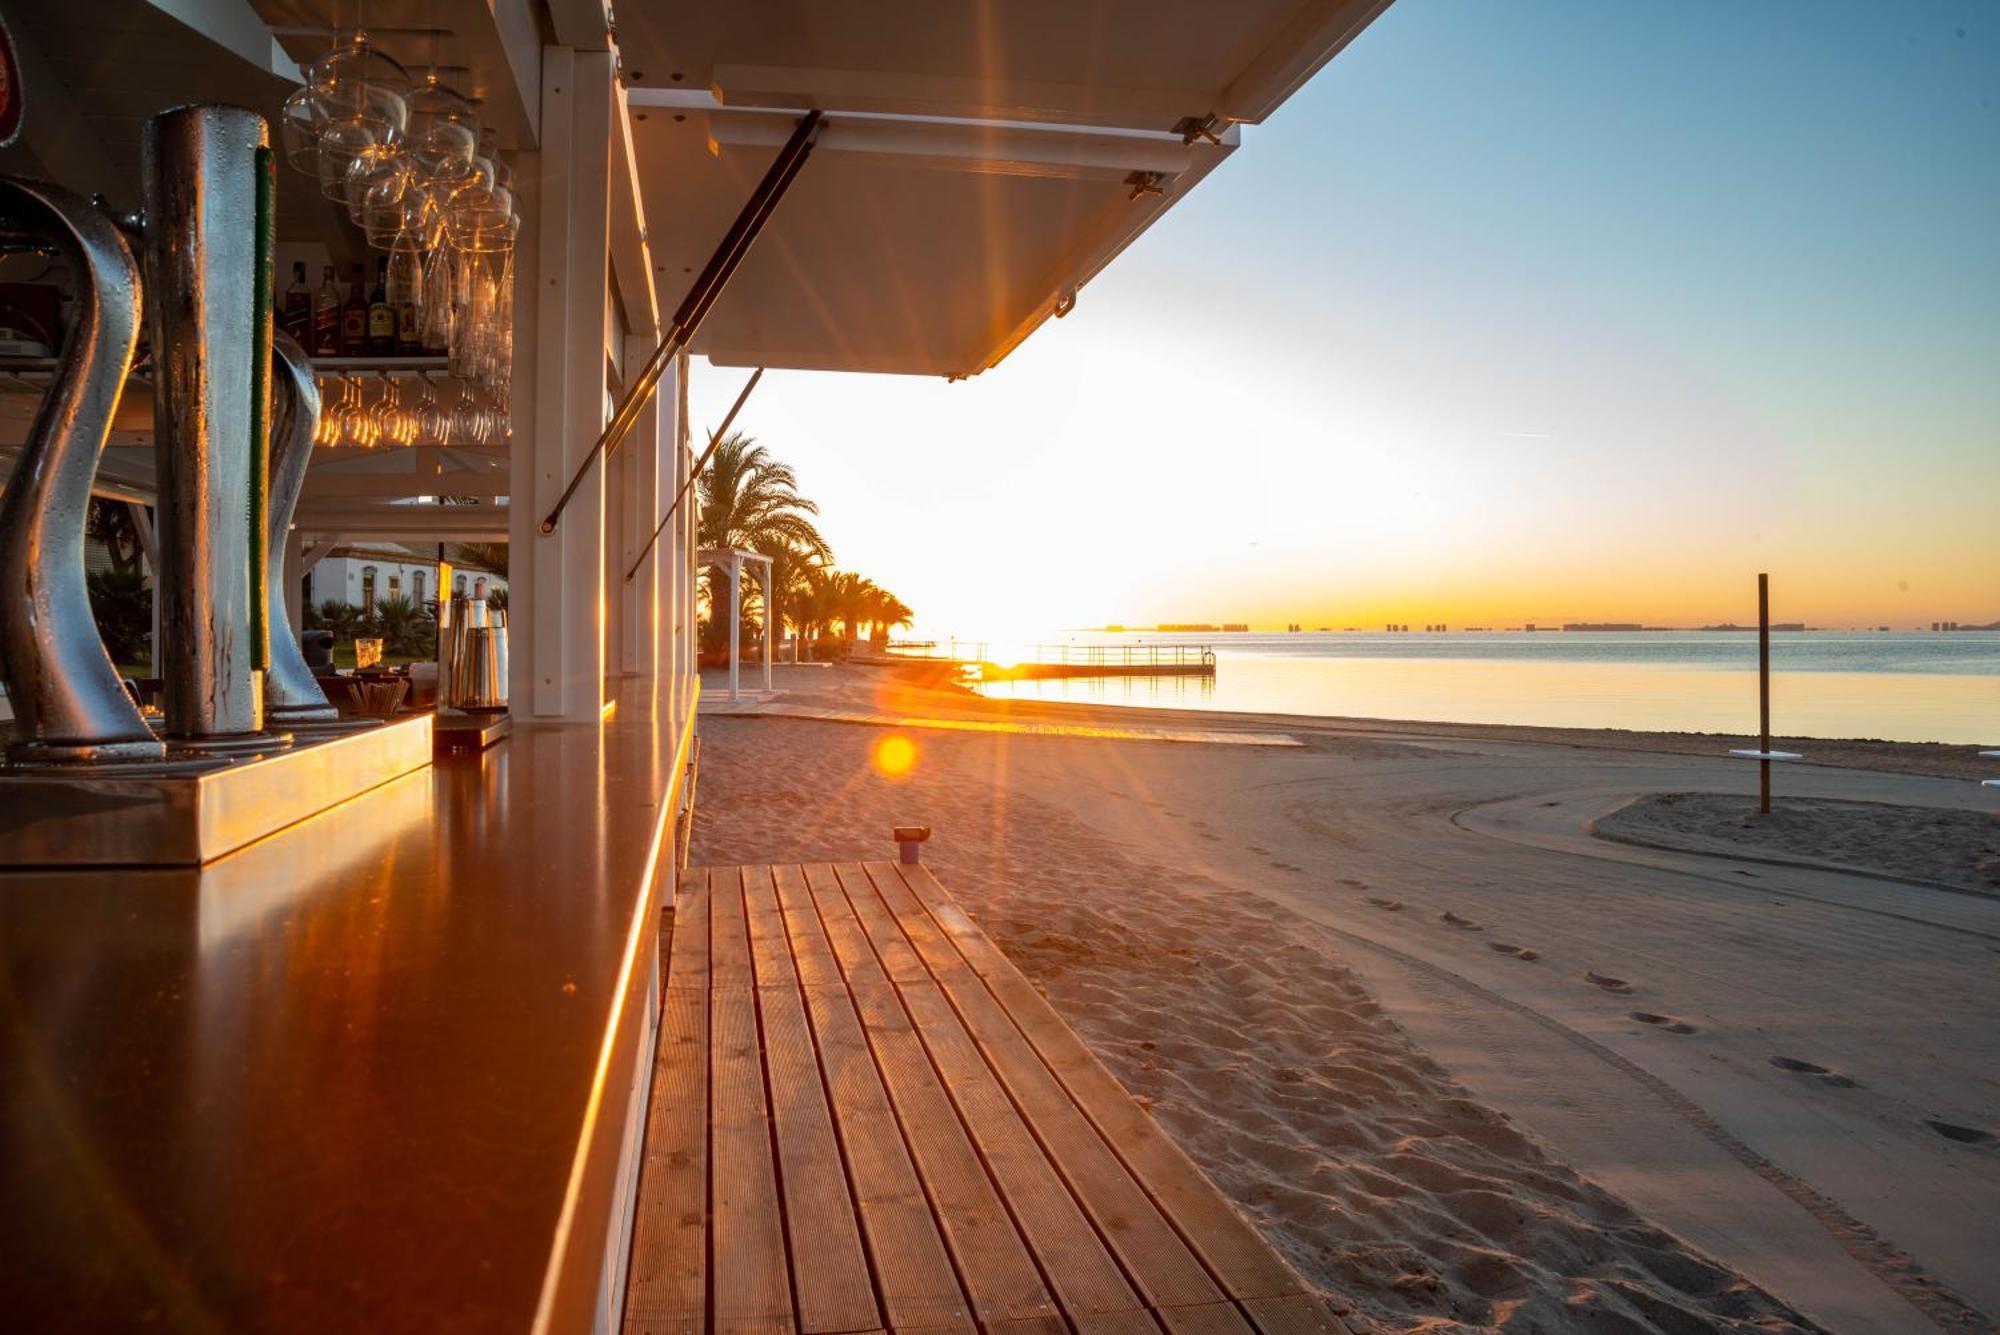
xmin=249 ymin=144 xmax=274 ymax=672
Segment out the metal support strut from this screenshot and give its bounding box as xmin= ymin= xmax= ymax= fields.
xmin=540 ymin=109 xmax=821 ymax=535
xmin=624 ymin=366 xmax=762 ymax=583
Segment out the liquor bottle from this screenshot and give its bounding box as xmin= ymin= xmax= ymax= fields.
xmin=283 ymin=261 xmax=312 ymax=348
xmin=313 ymin=265 xmax=341 ymax=357
xmin=340 ymin=262 xmax=369 ymax=356
xmin=388 ymin=234 xmax=422 ymax=356
xmin=367 ymin=257 xmax=395 ymax=356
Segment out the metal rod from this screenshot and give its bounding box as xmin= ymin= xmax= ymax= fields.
xmin=249 ymin=144 xmax=276 ymax=672
xmin=1758 ymin=571 xmax=1771 ymax=814
xmin=625 ymin=367 xmax=762 ymax=582
xmin=541 ymin=110 xmax=819 ymax=536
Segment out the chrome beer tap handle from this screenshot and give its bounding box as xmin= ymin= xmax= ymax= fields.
xmin=0 ymin=178 xmax=165 ymax=764
xmin=263 ymin=331 xmax=338 ymax=722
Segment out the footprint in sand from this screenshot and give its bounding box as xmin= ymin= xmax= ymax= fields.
xmin=1270 ymin=860 xmax=1303 ymax=873
xmin=1631 ymin=1011 xmax=1698 ymax=1035
xmin=1338 ymin=878 xmax=1368 ymax=888
xmin=1767 ymin=1055 xmax=1861 ymax=1088
xmin=1488 ymin=942 xmax=1540 ymax=961
xmin=1585 ymin=971 xmax=1634 ymax=994
xmin=1363 ymin=896 xmax=1404 ymax=911
xmin=1440 ymin=910 xmax=1483 ymax=930
xmin=1927 ymin=1120 xmax=1995 ymax=1147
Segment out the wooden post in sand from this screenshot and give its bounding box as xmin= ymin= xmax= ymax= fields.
xmin=1758 ymin=572 xmax=1772 ymax=814
xmin=1727 ymin=573 xmax=1800 ymax=805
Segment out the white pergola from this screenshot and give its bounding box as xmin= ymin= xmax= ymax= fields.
xmin=698 ymin=547 xmax=774 ymax=702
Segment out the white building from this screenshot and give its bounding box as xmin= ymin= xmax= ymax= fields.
xmin=304 ymin=544 xmax=507 ymax=616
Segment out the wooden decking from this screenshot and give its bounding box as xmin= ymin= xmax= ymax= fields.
xmin=623 ymin=861 xmax=1349 ymax=1335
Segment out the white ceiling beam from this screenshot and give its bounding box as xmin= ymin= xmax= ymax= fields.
xmin=608 ymin=80 xmax=661 ymax=340
xmin=303 ymin=472 xmax=511 ymax=499
xmin=146 ymin=0 xmax=302 ymax=80
xmin=293 ymin=504 xmax=510 ymax=540
xmin=544 ymin=0 xmax=613 ymax=51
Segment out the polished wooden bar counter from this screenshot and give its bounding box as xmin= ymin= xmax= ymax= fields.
xmin=0 ymin=680 xmax=693 ymax=1332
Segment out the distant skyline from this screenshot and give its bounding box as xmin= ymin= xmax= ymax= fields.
xmin=689 ymin=0 xmax=2000 ymax=638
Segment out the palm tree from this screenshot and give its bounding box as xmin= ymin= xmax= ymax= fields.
xmin=446 ymin=543 xmax=509 ymax=579
xmin=825 ymin=571 xmax=874 ymax=644
xmin=790 ymin=564 xmax=841 ymax=655
xmin=697 ymin=433 xmax=830 ymax=558
xmin=698 ymin=433 xmax=830 ymax=649
xmin=867 ymin=589 xmax=915 ymax=642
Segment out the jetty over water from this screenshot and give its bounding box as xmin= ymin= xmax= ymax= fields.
xmin=865 ymin=642 xmax=1218 ymax=681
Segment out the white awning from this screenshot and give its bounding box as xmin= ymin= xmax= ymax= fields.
xmin=630 ymin=94 xmax=1236 ymax=377
xmin=624 ymin=1 xmax=1390 ymax=377
xmin=612 ymin=0 xmax=1391 ymax=131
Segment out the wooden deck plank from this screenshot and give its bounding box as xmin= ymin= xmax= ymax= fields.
xmin=745 ymin=868 xmax=880 ymax=1334
xmin=759 ymin=983 xmax=883 ymax=1333
xmin=710 ymin=968 xmax=792 ymax=1330
xmin=894 ymin=863 xmax=1313 ymax=1306
xmin=1157 ymin=1304 xmax=1272 ymax=1335
xmin=624 ymin=978 xmax=710 ymax=1333
xmin=744 ymin=866 xmax=801 ymax=991
xmin=833 ymin=868 xmax=1152 ymax=1323
xmin=844 ymin=968 xmax=1057 ymax=1326
xmin=1237 ymin=1295 xmax=1348 ymax=1335
xmin=809 ymin=878 xmax=1058 ymax=1335
xmin=775 ymin=864 xmax=843 ymax=988
xmin=829 ymin=861 xmax=931 ymax=984
xmin=665 ymin=868 xmax=711 ymax=992
xmin=858 ymin=864 xmax=1244 ymax=1325
xmin=801 ymin=984 xmax=975 ymax=1332
xmin=708 ymin=866 xmax=756 ymax=989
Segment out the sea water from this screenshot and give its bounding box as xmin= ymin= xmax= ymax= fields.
xmin=969 ymin=631 xmax=2000 ymax=744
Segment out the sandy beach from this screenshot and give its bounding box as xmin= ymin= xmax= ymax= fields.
xmin=690 ymin=664 xmax=2000 ymax=1334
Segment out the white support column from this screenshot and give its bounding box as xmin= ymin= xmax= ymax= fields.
xmin=509 ymin=46 xmax=615 ymax=722
xmin=666 ymin=354 xmax=690 ymax=719
xmin=761 ymin=559 xmax=773 ymax=693
xmin=621 ymin=335 xmax=663 ymax=682
xmin=728 ymin=553 xmax=742 ymax=703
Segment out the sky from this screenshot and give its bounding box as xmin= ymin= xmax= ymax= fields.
xmin=688 ymin=0 xmax=2000 ymax=637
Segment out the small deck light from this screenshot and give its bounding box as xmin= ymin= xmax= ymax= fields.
xmin=893 ymin=826 xmax=932 ymax=865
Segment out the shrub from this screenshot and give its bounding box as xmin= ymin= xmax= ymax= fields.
xmin=87 ymin=568 xmax=151 ymax=667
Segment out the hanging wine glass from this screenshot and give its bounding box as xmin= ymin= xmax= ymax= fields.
xmin=415 ymin=374 xmax=449 ymax=445
xmin=420 ymin=238 xmax=457 ymax=354
xmin=406 ymin=75 xmax=481 ymax=190
xmin=449 ymin=382 xmax=485 ymax=445
xmin=313 ymin=375 xmax=343 ymax=447
xmin=308 ymin=31 xmax=412 ymax=202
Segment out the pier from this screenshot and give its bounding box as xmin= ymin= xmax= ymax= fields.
xmin=868 ymin=641 xmax=1218 ymax=681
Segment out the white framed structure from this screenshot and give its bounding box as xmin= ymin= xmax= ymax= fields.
xmin=698 ymin=546 xmax=775 ymax=702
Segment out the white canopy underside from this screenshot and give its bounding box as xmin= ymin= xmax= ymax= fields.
xmin=625 ymin=0 xmax=1390 ymax=377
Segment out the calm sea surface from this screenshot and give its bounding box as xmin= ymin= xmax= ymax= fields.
xmin=968 ymin=631 xmax=2000 ymax=744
